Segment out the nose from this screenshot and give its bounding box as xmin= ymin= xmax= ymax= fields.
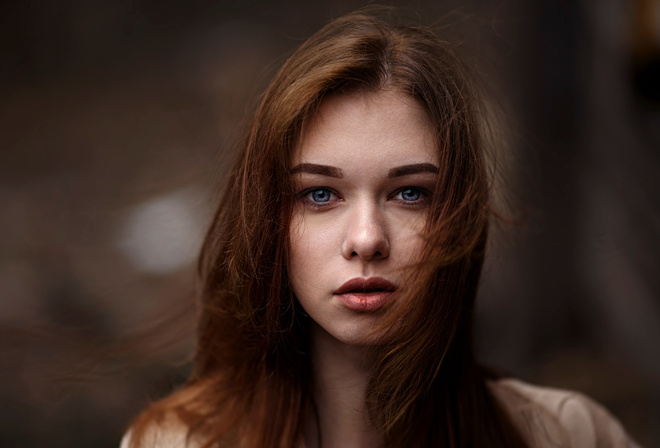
xmin=341 ymin=201 xmax=390 ymax=261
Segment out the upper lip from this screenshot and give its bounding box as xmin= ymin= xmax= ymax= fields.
xmin=334 ymin=277 xmax=397 ymax=295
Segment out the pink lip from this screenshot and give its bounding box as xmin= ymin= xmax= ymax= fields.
xmin=334 ymin=277 xmax=397 ymax=312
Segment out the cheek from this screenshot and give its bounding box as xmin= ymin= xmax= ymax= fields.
xmin=395 ymin=236 xmax=425 ymax=270
xmin=288 ymin=210 xmax=341 ymax=299
xmin=391 ymin=213 xmax=427 ymax=265
xmin=288 ymin=214 xmax=307 ymax=295
xmin=288 ymin=211 xmax=322 ymax=298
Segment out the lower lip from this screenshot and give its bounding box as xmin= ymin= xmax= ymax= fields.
xmin=334 ymin=292 xmax=393 ymax=312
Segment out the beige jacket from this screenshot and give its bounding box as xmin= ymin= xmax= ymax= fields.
xmin=121 ymin=378 xmax=641 ymax=447
xmin=488 ymin=378 xmax=640 ymax=448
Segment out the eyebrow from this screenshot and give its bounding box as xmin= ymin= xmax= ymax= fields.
xmin=290 ymin=162 xmax=439 ymax=178
xmin=290 ymin=163 xmax=343 ymax=178
xmin=388 ymin=163 xmax=439 ymax=178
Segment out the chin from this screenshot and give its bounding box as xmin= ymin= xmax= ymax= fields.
xmin=312 ymin=318 xmax=387 ymax=347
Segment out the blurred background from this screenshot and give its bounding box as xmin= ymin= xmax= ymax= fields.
xmin=1 ymin=0 xmax=659 ymax=446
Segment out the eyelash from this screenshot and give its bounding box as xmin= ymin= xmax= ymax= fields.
xmin=392 ymin=187 xmax=430 ymax=207
xmin=297 ymin=187 xmax=430 ymax=209
xmin=298 ymin=187 xmax=341 ymax=209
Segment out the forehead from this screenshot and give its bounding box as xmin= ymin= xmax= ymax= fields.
xmin=294 ymin=89 xmax=437 ymax=166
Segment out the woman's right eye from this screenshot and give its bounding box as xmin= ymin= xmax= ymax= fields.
xmin=300 ymin=188 xmax=339 ymax=207
xmin=307 ymin=188 xmax=335 ymax=203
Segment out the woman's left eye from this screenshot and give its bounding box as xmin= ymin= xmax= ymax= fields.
xmin=393 ymin=187 xmax=426 ymax=203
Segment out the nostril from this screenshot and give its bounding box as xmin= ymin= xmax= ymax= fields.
xmin=342 ymin=218 xmax=390 ymax=261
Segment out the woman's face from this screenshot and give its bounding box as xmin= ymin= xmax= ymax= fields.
xmin=289 ymin=89 xmax=439 ymax=346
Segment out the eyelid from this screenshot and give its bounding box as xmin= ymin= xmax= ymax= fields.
xmin=298 ymin=186 xmax=342 ymax=208
xmin=298 ymin=186 xmax=340 ymax=197
xmin=389 ymin=186 xmax=431 ymax=205
xmin=295 ymin=185 xmax=431 ymax=207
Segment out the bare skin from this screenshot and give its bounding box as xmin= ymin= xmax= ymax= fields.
xmin=289 ymin=89 xmax=437 ymax=448
xmin=304 ymin=323 xmax=381 ymax=448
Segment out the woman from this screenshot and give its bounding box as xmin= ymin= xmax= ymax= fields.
xmin=122 ymin=10 xmax=640 ymax=448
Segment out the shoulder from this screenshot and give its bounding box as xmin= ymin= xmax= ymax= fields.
xmin=119 ymin=383 xmax=214 ymax=448
xmin=119 ymin=414 xmax=199 ymax=448
xmin=488 ymin=378 xmax=641 ymax=448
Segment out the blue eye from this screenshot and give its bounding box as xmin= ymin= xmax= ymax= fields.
xmin=308 ymin=188 xmax=334 ymax=203
xmin=397 ymin=188 xmax=422 ymax=202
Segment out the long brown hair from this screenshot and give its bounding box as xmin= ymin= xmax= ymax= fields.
xmin=128 ymin=9 xmax=527 ymax=448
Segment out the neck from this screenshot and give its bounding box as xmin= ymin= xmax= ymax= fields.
xmin=304 ymin=323 xmax=383 ymax=448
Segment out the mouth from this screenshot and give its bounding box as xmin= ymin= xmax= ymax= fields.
xmin=334 ymin=277 xmax=397 ymax=312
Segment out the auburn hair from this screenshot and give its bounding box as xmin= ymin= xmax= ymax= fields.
xmin=127 ymin=9 xmax=528 ymax=448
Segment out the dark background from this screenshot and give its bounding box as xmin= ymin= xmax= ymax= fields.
xmin=1 ymin=0 xmax=659 ymax=447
